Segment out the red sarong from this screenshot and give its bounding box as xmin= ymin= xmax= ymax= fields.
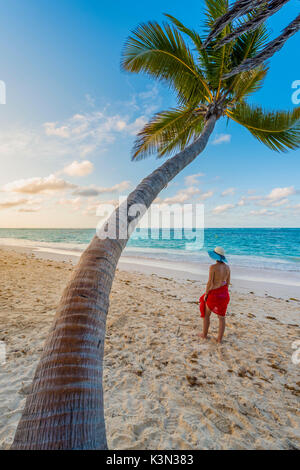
xmin=199 ymin=285 xmax=230 ymax=318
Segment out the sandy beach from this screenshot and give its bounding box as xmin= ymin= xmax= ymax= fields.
xmin=0 ymin=246 xmax=299 ymax=450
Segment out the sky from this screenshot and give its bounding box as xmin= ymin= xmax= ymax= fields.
xmin=0 ymin=0 xmax=299 ymax=228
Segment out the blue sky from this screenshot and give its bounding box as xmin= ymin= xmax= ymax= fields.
xmin=0 ymin=0 xmax=299 ymax=228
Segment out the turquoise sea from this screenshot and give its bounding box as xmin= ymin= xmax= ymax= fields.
xmin=0 ymin=228 xmax=299 ymax=273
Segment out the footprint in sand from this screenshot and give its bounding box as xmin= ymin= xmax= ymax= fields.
xmin=201 ymin=407 xmax=233 ymax=434
xmin=122 ymin=397 xmax=144 ymax=417
xmin=163 ymin=416 xmax=179 ymax=434
xmin=109 ymin=433 xmax=134 ymax=450
xmin=235 ymin=397 xmax=260 ymax=418
xmin=179 ymin=412 xmax=204 ymax=433
xmin=18 ymin=383 xmax=32 ymax=396
xmin=131 ymin=419 xmax=158 ymax=438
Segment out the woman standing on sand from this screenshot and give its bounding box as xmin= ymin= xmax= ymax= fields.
xmin=199 ymin=247 xmax=230 ymax=344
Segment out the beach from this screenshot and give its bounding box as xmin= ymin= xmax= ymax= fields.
xmin=1 ymin=0 xmax=300 ymax=453
xmin=0 ymin=244 xmax=299 ymax=450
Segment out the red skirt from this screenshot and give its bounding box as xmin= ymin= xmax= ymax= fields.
xmin=199 ymin=285 xmax=230 ymax=318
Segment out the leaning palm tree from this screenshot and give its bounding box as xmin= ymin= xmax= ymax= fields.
xmin=12 ymin=0 xmax=300 ymax=450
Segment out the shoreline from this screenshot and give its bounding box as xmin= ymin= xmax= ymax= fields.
xmin=0 ymin=238 xmax=300 ymax=301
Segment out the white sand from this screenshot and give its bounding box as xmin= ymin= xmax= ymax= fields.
xmin=0 ymin=247 xmax=299 ymax=450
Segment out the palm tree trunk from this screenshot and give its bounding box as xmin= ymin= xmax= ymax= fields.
xmin=11 ymin=114 xmax=217 ymax=450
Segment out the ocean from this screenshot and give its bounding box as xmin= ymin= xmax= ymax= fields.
xmin=0 ymin=227 xmax=299 ymax=274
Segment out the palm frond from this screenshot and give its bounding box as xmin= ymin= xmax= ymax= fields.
xmin=132 ymin=107 xmax=205 ymax=160
xmin=227 ymin=103 xmax=300 ymax=152
xmin=231 ymin=66 xmax=268 ymax=102
xmin=158 ymin=113 xmax=205 ymax=157
xmin=164 ymin=11 xmax=231 ymax=94
xmin=224 ymin=13 xmax=300 ymax=78
xmin=222 ymin=21 xmax=269 ymax=99
xmin=204 ymin=0 xmax=230 ymax=30
xmin=123 ymin=7 xmax=300 ymax=161
xmin=164 ymin=14 xmax=204 ymax=53
xmin=230 ymin=20 xmax=269 ymax=66
xmin=164 ymin=14 xmax=211 ymax=76
xmin=121 ymin=21 xmax=212 ymax=105
xmin=217 ymin=0 xmax=289 ymax=48
xmin=202 ymin=0 xmax=235 ymax=93
xmin=203 ymin=0 xmax=263 ymax=47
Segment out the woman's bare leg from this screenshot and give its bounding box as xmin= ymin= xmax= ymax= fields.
xmin=217 ymin=317 xmax=226 ymax=343
xmin=200 ymin=304 xmax=211 ymax=339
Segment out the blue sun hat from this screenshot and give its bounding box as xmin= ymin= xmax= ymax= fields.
xmin=208 ymin=246 xmax=228 ymax=263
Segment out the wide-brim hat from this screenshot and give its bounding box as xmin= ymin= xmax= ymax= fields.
xmin=208 ymin=246 xmax=228 ymax=263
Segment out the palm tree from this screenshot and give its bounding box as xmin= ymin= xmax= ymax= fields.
xmin=12 ymin=0 xmax=300 ymax=450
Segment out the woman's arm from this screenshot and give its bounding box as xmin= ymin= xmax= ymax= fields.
xmin=205 ymin=266 xmax=214 ymax=299
xmin=226 ymin=268 xmax=231 ymax=287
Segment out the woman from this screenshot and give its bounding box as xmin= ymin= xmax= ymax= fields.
xmin=199 ymin=247 xmax=230 ymax=343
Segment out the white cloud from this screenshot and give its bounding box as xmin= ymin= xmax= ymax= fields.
xmin=85 ymin=94 xmax=96 ymax=108
xmin=270 ymin=198 xmax=289 ymax=207
xmin=158 ymin=174 xmax=213 ymax=205
xmin=248 ymin=186 xmax=296 ymax=207
xmin=3 ymin=174 xmax=76 ymax=194
xmin=0 ymin=196 xmax=44 ymax=211
xmin=249 ymin=209 xmax=276 ymax=216
xmin=126 ymin=116 xmax=148 ymax=135
xmin=266 ymin=186 xmax=295 ymax=201
xmin=63 ymin=160 xmax=94 ymax=177
xmin=212 ymin=204 xmax=235 ymax=214
xmin=198 ymin=190 xmax=214 ymax=201
xmin=212 ymin=134 xmax=231 ymax=145
xmin=0 ymin=198 xmax=28 ymax=210
xmin=41 ymin=90 xmax=159 ymax=157
xmin=18 ymin=207 xmax=41 ymax=213
xmin=0 ymin=89 xmax=160 ymax=165
xmin=42 ymin=111 xmax=149 ymax=158
xmin=221 ymin=187 xmax=236 ymax=197
xmin=184 ymin=173 xmax=205 ymax=186
xmin=83 ymin=199 xmax=118 ymax=217
xmin=237 ymin=197 xmax=246 ymax=206
xmin=42 ymin=112 xmax=122 ymax=158
xmin=73 ymin=181 xmax=130 ymax=197
xmin=162 ymin=187 xmax=201 ymax=204
xmin=125 ymin=85 xmax=161 ymax=116
xmin=44 ymin=123 xmax=70 ymax=138
xmin=58 ymin=197 xmax=82 ymax=211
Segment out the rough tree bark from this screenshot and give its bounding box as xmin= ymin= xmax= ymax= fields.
xmin=11 ymin=115 xmax=217 ymax=450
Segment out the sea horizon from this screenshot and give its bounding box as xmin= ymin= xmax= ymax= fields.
xmin=1 ymin=227 xmax=300 ymax=276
